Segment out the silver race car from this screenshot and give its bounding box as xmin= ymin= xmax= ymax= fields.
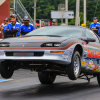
xmin=0 ymin=26 xmax=100 ymax=85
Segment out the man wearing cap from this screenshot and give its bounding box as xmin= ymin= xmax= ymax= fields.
xmin=52 ymin=19 xmax=58 ymax=26
xmin=90 ymin=17 xmax=100 ymax=36
xmin=3 ymin=17 xmax=11 ymax=33
xmin=0 ymin=17 xmax=11 ymax=38
xmin=21 ymin=16 xmax=35 ymax=36
xmin=5 ymin=14 xmax=21 ymax=38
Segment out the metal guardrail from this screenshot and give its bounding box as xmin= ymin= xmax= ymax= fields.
xmin=10 ymin=0 xmax=34 ymax=25
xmin=16 ymin=0 xmax=34 ymax=25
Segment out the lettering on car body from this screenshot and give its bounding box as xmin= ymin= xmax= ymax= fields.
xmin=87 ymin=50 xmax=100 ymax=58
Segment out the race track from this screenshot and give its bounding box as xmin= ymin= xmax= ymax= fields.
xmin=0 ymin=69 xmax=100 ymax=100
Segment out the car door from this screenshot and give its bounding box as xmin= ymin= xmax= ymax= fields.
xmin=84 ymin=29 xmax=100 ymax=72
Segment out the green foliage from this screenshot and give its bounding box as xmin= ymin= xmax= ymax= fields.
xmin=10 ymin=0 xmax=100 ymax=26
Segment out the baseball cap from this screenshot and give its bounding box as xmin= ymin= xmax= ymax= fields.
xmin=4 ymin=17 xmax=11 ymax=21
xmin=23 ymin=16 xmax=30 ymax=21
xmin=93 ymin=17 xmax=98 ymax=20
xmin=10 ymin=14 xmax=17 ymax=18
xmin=52 ymin=19 xmax=58 ymax=23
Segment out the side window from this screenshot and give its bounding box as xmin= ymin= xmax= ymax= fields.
xmin=86 ymin=29 xmax=99 ymax=43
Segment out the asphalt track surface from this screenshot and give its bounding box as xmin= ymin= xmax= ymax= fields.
xmin=0 ymin=69 xmax=100 ymax=100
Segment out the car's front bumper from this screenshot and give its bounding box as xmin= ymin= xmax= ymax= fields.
xmin=0 ymin=49 xmax=72 ymax=65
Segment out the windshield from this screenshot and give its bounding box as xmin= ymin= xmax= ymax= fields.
xmin=26 ymin=27 xmax=83 ymax=38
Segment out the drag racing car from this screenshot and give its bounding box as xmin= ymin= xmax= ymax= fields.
xmin=0 ymin=26 xmax=100 ymax=85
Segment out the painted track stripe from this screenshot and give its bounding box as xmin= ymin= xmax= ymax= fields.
xmin=0 ymin=79 xmax=13 ymax=82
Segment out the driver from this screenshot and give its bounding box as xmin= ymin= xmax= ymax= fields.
xmin=90 ymin=17 xmax=100 ymax=36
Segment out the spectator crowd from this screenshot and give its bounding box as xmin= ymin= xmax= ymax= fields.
xmin=0 ymin=14 xmax=100 ymax=39
xmin=0 ymin=14 xmax=35 ymax=39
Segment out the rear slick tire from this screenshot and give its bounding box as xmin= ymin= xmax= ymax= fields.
xmin=38 ymin=72 xmax=56 ymax=84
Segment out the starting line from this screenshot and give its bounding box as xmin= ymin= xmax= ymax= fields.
xmin=0 ymin=79 xmax=13 ymax=82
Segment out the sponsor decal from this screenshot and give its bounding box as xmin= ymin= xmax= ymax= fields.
xmin=86 ymin=62 xmax=89 ymax=66
xmin=70 ymin=48 xmax=73 ymax=50
xmin=82 ymin=62 xmax=85 ymax=66
xmin=82 ymin=59 xmax=85 ymax=62
xmin=63 ymin=54 xmax=68 ymax=57
xmin=69 ymin=52 xmax=73 ymax=56
xmin=84 ymin=48 xmax=88 ymax=51
xmin=89 ymin=60 xmax=93 ymax=64
xmin=98 ymin=66 xmax=100 ymax=69
xmin=63 ymin=58 xmax=66 ymax=60
xmin=87 ymin=50 xmax=100 ymax=58
xmin=88 ymin=64 xmax=91 ymax=67
xmin=82 ymin=42 xmax=87 ymax=48
xmin=63 ymin=54 xmax=71 ymax=61
xmin=91 ymin=64 xmax=95 ymax=68
xmin=96 ymin=66 xmax=98 ymax=69
xmin=83 ymin=55 xmax=87 ymax=57
xmin=93 ymin=68 xmax=99 ymax=72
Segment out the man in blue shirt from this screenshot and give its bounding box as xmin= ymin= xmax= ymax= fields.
xmin=21 ymin=16 xmax=35 ymax=36
xmin=5 ymin=14 xmax=21 ymax=38
xmin=90 ymin=17 xmax=100 ymax=36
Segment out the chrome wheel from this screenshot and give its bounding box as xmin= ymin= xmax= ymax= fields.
xmin=74 ymin=56 xmax=80 ymax=77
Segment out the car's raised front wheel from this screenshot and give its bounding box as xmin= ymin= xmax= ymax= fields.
xmin=38 ymin=72 xmax=56 ymax=84
xmin=67 ymin=51 xmax=81 ymax=80
xmin=0 ymin=63 xmax=14 ymax=79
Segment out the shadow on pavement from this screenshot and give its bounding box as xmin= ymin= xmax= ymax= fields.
xmin=1 ymin=81 xmax=99 ymax=99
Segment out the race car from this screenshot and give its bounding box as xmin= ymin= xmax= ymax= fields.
xmin=0 ymin=26 xmax=100 ymax=85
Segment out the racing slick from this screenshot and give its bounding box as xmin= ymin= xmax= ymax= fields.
xmin=90 ymin=17 xmax=100 ymax=36
xmin=4 ymin=14 xmax=21 ymax=38
xmin=21 ymin=16 xmax=35 ymax=36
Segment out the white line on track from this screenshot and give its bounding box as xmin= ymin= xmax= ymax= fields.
xmin=0 ymin=79 xmax=13 ymax=83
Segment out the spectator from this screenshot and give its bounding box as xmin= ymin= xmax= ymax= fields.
xmin=90 ymin=17 xmax=100 ymax=36
xmin=3 ymin=17 xmax=11 ymax=33
xmin=4 ymin=14 xmax=21 ymax=38
xmin=52 ymin=19 xmax=58 ymax=26
xmin=86 ymin=25 xmax=88 ymax=28
xmin=21 ymin=16 xmax=35 ymax=36
xmin=0 ymin=18 xmax=10 ymax=38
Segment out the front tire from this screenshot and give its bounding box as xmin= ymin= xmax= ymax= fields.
xmin=0 ymin=63 xmax=14 ymax=79
xmin=67 ymin=51 xmax=81 ymax=80
xmin=38 ymin=72 xmax=56 ymax=84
